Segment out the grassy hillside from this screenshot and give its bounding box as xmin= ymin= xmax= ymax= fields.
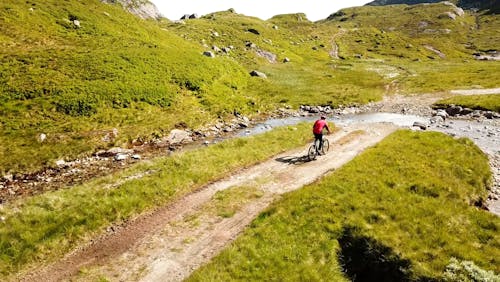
xmin=189 ymin=131 xmax=499 ymax=281
xmin=0 ymin=0 xmax=254 ymax=173
xmin=321 ymin=3 xmax=500 ymax=93
xmin=0 ymin=1 xmax=499 ymax=174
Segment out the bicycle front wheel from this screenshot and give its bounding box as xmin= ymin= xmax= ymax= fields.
xmin=321 ymin=139 xmax=330 ymax=155
xmin=308 ymin=145 xmax=317 ymax=161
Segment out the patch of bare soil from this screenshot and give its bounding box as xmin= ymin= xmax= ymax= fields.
xmin=18 ymin=123 xmax=398 ymax=282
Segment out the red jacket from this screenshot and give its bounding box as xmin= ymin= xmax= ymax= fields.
xmin=313 ymin=119 xmax=329 ymax=134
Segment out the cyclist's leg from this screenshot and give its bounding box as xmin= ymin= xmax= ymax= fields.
xmin=314 ymin=133 xmax=323 ymax=152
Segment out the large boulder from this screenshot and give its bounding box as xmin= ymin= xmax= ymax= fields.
xmin=413 ymin=121 xmax=428 ymax=130
xmin=256 ymin=49 xmax=277 ymax=63
xmin=247 ymin=28 xmax=260 ymax=35
xmin=164 ymin=129 xmax=193 ymax=145
xmin=446 ymin=105 xmax=463 ymax=116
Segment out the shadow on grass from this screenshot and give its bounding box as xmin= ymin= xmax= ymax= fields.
xmin=338 ymin=226 xmax=436 ymax=282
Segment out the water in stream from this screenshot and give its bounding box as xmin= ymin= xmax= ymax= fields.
xmin=240 ymin=113 xmax=498 ymax=155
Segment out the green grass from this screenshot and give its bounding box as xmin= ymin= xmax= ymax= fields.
xmin=188 ymin=130 xmax=498 ymax=281
xmin=397 ymin=61 xmax=500 ymax=94
xmin=434 ymin=94 xmax=500 ymax=112
xmin=204 ymin=186 xmax=264 ymax=218
xmin=0 ymin=123 xmax=314 ymax=277
xmin=1 ymin=0 xmax=499 ymax=174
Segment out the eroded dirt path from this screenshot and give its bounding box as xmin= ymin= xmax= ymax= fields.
xmin=21 ymin=123 xmax=397 ymax=282
xmin=18 ymin=88 xmax=500 ymax=282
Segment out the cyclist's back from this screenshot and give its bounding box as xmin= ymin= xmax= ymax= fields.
xmin=312 ymin=115 xmax=330 ymax=151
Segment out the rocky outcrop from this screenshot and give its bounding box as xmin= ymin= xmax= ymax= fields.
xmin=473 ymin=51 xmax=500 ymax=61
xmin=255 ymin=49 xmax=277 ymax=63
xmin=101 ymin=0 xmax=162 ymax=20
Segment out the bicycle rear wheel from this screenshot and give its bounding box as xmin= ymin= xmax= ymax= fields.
xmin=321 ymin=139 xmax=330 ymax=155
xmin=308 ymin=145 xmax=317 ymax=161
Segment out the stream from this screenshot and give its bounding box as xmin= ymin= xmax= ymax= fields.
xmin=1 ymin=110 xmax=499 ymax=215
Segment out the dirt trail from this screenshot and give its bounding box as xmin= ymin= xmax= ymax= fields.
xmin=21 ymin=123 xmax=398 ymax=282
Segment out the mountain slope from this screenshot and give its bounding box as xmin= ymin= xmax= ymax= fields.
xmin=0 ymin=0 xmax=499 ymax=174
xmin=0 ymin=0 xmax=252 ymax=173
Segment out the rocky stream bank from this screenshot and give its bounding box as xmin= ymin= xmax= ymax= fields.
xmin=1 ymin=94 xmax=499 ymax=215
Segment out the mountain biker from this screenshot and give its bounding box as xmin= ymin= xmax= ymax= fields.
xmin=313 ymin=115 xmax=331 ymax=153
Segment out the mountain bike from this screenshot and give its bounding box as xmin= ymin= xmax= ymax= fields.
xmin=308 ymin=137 xmax=329 ymax=161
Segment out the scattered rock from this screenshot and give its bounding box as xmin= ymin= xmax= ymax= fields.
xmin=249 ymin=70 xmax=267 ymax=79
xmin=203 ymin=51 xmax=215 ymax=58
xmin=131 ymin=154 xmax=141 ymax=160
xmin=434 ymin=109 xmax=448 ymax=120
xmin=55 ymin=160 xmax=66 ymax=167
xmin=473 ymin=51 xmax=500 ymax=61
xmin=73 ymin=20 xmax=81 ymax=28
xmin=114 ymin=154 xmax=128 ymax=161
xmin=460 ymin=108 xmax=473 ymax=115
xmin=263 ymin=39 xmax=273 ymax=45
xmin=446 ymin=105 xmax=463 ymax=116
xmin=247 ymin=28 xmax=260 ymax=35
xmin=102 ymin=128 xmax=119 ymax=142
xmin=283 ymin=57 xmax=290 ymax=63
xmin=484 ymin=112 xmax=497 ymax=119
xmin=255 ymin=49 xmax=277 ymax=63
xmin=430 ymin=115 xmax=445 ymax=124
xmin=101 ymin=147 xmax=134 ymax=157
xmin=181 ymin=14 xmax=198 ymax=20
xmin=245 ymin=41 xmax=257 ymax=48
xmin=165 ymin=129 xmax=193 ymax=145
xmin=424 ymin=45 xmax=446 ymax=59
xmin=3 ymin=174 xmax=13 ymax=182
xmin=438 ymin=12 xmax=456 ymax=20
xmin=413 ymin=121 xmax=428 ymax=130
xmin=38 ymin=133 xmax=47 ymax=143
xmin=299 ymin=105 xmax=334 ymax=115
xmin=418 ymin=21 xmax=429 ymax=29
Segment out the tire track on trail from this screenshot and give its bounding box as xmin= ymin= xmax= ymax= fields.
xmin=55 ymin=123 xmax=397 ymax=282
